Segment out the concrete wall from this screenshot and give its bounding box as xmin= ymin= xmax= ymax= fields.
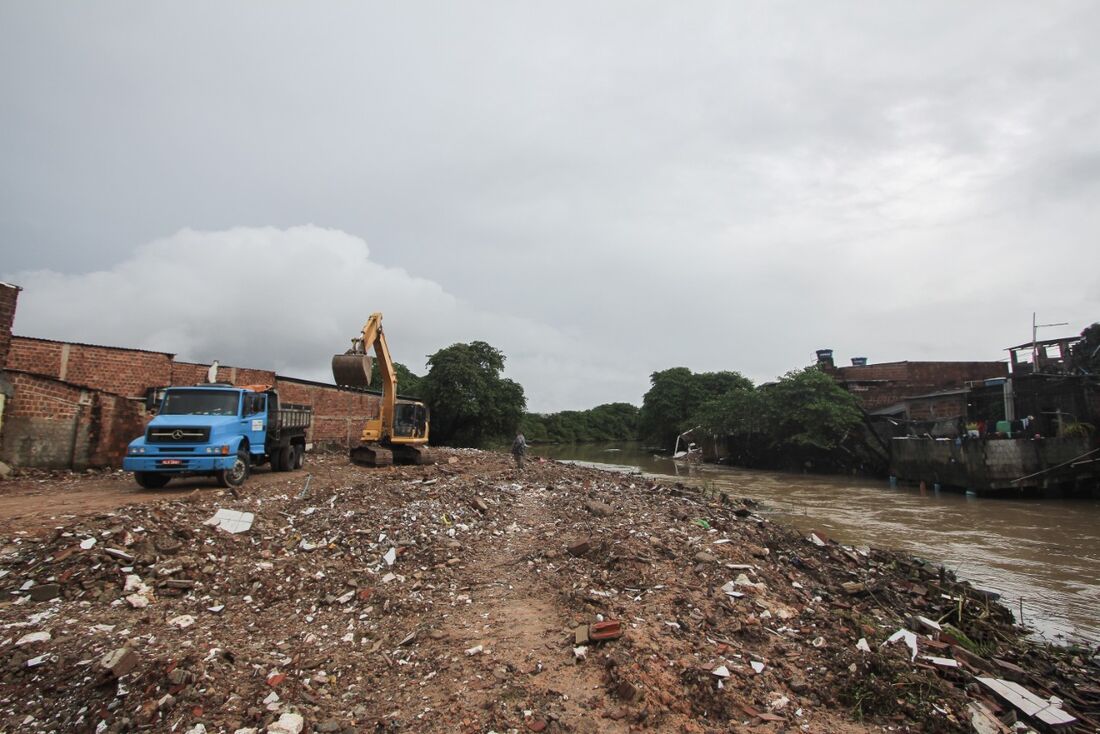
xmin=889 ymin=435 xmax=1094 ymax=494
xmin=0 ymin=283 xmax=22 ymax=462
xmin=906 ymin=393 xmax=968 ymax=421
xmin=0 ymin=283 xmax=18 ymax=369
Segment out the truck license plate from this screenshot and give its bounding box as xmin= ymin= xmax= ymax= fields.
xmin=160 ymin=460 xmax=182 ymax=466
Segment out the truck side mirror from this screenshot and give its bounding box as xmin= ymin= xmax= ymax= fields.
xmin=145 ymin=387 xmax=164 ymax=412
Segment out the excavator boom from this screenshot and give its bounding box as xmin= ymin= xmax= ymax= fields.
xmin=332 ymin=312 xmax=430 ymax=466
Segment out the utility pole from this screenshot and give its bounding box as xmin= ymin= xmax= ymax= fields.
xmin=1032 ymin=312 xmax=1068 ymax=368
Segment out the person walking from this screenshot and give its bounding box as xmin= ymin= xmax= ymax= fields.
xmin=511 ymin=432 xmax=527 ymax=469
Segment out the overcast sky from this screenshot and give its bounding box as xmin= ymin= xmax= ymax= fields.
xmin=2 ymin=3 xmax=1098 ymax=412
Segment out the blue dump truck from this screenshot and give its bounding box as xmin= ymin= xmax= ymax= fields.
xmin=123 ymin=383 xmax=312 ymax=489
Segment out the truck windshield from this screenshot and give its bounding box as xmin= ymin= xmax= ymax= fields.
xmin=160 ymin=390 xmax=240 ymax=416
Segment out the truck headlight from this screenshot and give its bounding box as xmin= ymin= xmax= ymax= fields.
xmin=130 ymin=447 xmax=145 ymax=454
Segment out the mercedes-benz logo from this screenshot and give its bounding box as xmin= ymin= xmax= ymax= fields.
xmin=171 ymin=429 xmax=184 ymax=440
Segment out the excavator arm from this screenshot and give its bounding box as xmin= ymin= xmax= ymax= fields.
xmin=332 ymin=312 xmax=397 ymax=440
xmin=332 ymin=312 xmax=430 ymax=465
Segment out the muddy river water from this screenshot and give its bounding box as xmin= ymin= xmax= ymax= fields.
xmin=531 ymin=442 xmax=1100 ymax=646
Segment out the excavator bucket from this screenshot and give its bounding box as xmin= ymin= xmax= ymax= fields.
xmin=332 ymin=353 xmax=374 ymax=388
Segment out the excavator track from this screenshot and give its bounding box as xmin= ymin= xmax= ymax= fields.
xmin=392 ymin=445 xmax=432 ymax=466
xmin=349 ymin=443 xmax=393 ymax=467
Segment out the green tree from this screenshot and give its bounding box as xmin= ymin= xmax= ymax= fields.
xmin=522 ymin=402 xmax=639 ymax=443
xmin=369 ymin=360 xmax=423 ymax=397
xmin=639 ymin=368 xmax=753 ymax=448
xmin=420 ymin=341 xmax=526 ymax=447
xmin=694 ymin=386 xmax=766 ymax=438
xmin=1071 ymin=322 xmax=1100 ymax=373
xmin=763 ymin=367 xmax=862 ymax=452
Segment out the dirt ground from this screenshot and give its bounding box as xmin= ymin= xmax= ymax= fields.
xmin=0 ymin=460 xmax=364 ymax=536
xmin=0 ymin=451 xmax=1096 ymax=734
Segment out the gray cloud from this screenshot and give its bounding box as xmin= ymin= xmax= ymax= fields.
xmin=2 ymin=2 xmax=1098 ymax=410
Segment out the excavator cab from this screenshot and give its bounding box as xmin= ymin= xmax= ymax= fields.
xmin=331 ymin=313 xmax=431 ymax=467
xmin=393 ymin=401 xmax=429 ymax=439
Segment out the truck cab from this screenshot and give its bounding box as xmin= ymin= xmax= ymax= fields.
xmin=123 ymin=384 xmax=311 ymax=489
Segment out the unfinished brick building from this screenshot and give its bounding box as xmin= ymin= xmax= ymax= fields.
xmin=0 ymin=283 xmax=382 ymax=470
xmin=814 ymin=349 xmax=1007 ymax=416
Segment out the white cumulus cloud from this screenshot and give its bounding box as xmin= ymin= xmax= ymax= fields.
xmin=4 ymin=226 xmax=638 ymax=412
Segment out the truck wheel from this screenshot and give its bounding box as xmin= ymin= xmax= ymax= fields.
xmin=217 ymin=449 xmax=250 ymax=488
xmin=270 ymin=446 xmax=285 ymax=472
xmin=293 ymin=445 xmax=304 ymax=469
xmin=277 ymin=445 xmax=294 ymax=472
xmin=135 ymin=472 xmax=171 ymax=489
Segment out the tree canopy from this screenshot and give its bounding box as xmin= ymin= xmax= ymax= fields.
xmin=692 ymin=365 xmax=864 ymax=468
xmin=369 ymin=360 xmax=423 ymax=397
xmin=419 ymin=341 xmax=526 ymax=447
xmin=638 ymin=368 xmax=753 ymax=448
xmin=521 ymin=402 xmax=639 ymax=443
xmin=1071 ymin=322 xmax=1100 ymax=373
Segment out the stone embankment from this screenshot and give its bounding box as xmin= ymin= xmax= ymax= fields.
xmin=0 ymin=450 xmax=1097 ymax=733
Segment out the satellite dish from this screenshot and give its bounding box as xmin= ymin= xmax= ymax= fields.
xmin=207 ymin=360 xmax=220 ymax=383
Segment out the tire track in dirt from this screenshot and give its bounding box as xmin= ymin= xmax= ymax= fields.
xmin=424 ymin=477 xmax=630 ymax=732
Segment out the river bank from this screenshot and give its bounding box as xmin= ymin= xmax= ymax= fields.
xmin=533 ymin=442 xmax=1100 ymax=648
xmin=0 ymin=449 xmax=1097 ymax=732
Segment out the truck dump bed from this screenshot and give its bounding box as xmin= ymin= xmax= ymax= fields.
xmin=274 ymin=403 xmax=312 ymax=432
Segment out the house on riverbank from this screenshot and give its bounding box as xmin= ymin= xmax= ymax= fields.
xmin=880 ymin=334 xmax=1100 ymax=496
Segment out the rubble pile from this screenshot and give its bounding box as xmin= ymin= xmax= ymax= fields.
xmin=0 ymin=450 xmax=1096 ymax=733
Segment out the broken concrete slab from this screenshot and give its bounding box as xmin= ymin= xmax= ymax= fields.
xmin=266 ymin=712 xmax=305 ymax=734
xmin=100 ymin=648 xmax=139 ymax=678
xmin=203 ymin=508 xmax=254 ymax=534
xmin=976 ymin=677 xmax=1077 ymax=727
xmin=16 ymin=631 xmax=51 ymax=646
xmin=29 ymin=583 xmax=61 ymax=601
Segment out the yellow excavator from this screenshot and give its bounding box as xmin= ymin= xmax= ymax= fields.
xmin=332 ymin=313 xmax=431 ymax=466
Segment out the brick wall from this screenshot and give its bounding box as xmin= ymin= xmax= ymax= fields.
xmin=274 ymin=378 xmax=380 ymax=445
xmin=0 ymin=371 xmax=177 ymax=469
xmin=6 ymin=337 xmax=63 ymax=378
xmin=171 ymin=361 xmax=277 ymax=389
xmin=0 ymin=372 xmax=88 ymax=468
xmin=834 ymin=361 xmax=1006 ymax=386
xmin=0 ymin=283 xmax=19 ymax=369
xmin=62 ymin=342 xmax=172 ymax=397
xmin=831 ymin=361 xmax=1007 ymax=411
xmin=9 ymin=337 xmax=172 ymax=397
xmin=6 ymin=334 xmax=385 ymax=465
